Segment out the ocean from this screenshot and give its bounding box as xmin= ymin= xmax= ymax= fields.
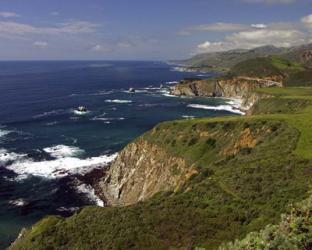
xmin=0 ymin=61 xmax=241 ymax=248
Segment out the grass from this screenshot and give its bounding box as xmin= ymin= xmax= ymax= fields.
xmin=271 ymin=56 xmax=304 ymax=71
xmin=219 ymin=191 xmax=312 ymax=250
xmin=9 ymin=87 xmax=312 ymax=250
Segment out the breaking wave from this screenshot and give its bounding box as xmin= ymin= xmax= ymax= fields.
xmin=1 ymin=147 xmax=117 ymax=179
xmin=187 ymin=104 xmax=245 ymax=115
xmin=105 ymin=99 xmax=132 ymax=104
xmin=0 ymin=128 xmax=11 ymax=139
xmin=43 ymin=145 xmax=85 ymax=159
xmin=76 ymin=183 xmax=104 ymax=207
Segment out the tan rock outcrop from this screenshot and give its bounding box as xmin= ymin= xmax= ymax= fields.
xmin=97 ymin=139 xmax=197 ymax=206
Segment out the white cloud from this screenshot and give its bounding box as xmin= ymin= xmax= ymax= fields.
xmin=197 ymin=41 xmax=224 ymax=50
xmin=193 ymin=13 xmax=312 ymax=54
xmin=190 ymin=23 xmax=248 ymax=32
xmin=0 ymin=21 xmax=99 ymax=35
xmin=90 ymin=44 xmax=111 ymax=53
xmin=0 ymin=12 xmax=20 ymax=18
xmin=196 ymin=29 xmax=308 ymax=53
xmin=228 ymin=29 xmax=306 ymax=47
xmin=33 ymin=41 xmax=48 ymax=49
xmin=179 ymin=22 xmax=249 ymax=35
xmin=301 ymin=14 xmax=312 ymax=28
xmin=251 ymin=24 xmax=267 ymax=29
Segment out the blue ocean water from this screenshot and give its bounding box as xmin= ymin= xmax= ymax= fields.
xmin=0 ymin=61 xmax=239 ymax=248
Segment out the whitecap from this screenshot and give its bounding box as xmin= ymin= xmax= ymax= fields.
xmin=5 ymin=152 xmax=117 ymax=179
xmin=73 ymin=110 xmax=90 ymax=116
xmin=0 ymin=129 xmax=11 ymax=138
xmin=187 ymin=104 xmax=245 ymax=115
xmin=105 ymin=99 xmax=132 ymax=104
xmin=0 ymin=149 xmax=26 ymax=165
xmin=8 ymin=198 xmax=28 ymax=207
xmin=76 ymin=184 xmax=104 ymax=207
xmin=182 ymin=115 xmax=195 ymax=119
xmin=43 ymin=145 xmax=85 ymax=159
xmin=45 ymin=121 xmax=59 ymax=126
xmin=33 ymin=109 xmax=66 ymax=119
xmin=166 ymin=81 xmax=179 ymax=85
xmin=91 ymin=117 xmax=125 ymax=122
xmin=56 ymin=206 xmax=79 ymax=213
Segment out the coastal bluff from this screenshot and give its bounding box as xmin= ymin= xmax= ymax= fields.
xmin=169 ymin=76 xmax=283 ymax=109
xmin=97 ymin=139 xmax=197 ymax=206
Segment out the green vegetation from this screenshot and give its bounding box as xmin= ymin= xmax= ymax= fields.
xmin=219 ymin=192 xmax=312 ymax=250
xmin=179 ymin=43 xmax=312 ymax=73
xmin=230 ymin=56 xmax=304 ymax=78
xmin=178 ymin=45 xmax=288 ymax=71
xmin=10 ymin=86 xmax=312 ymax=250
xmin=8 ymin=50 xmax=312 ymax=249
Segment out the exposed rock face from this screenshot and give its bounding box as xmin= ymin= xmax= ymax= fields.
xmin=97 ymin=139 xmax=197 ymax=206
xmin=170 ymin=76 xmax=283 ymax=109
xmin=169 ymin=79 xmax=216 ymax=97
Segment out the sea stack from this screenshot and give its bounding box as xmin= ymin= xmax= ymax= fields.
xmin=129 ymin=88 xmax=135 ymax=93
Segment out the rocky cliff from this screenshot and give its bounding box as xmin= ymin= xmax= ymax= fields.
xmin=95 ymin=76 xmax=283 ymax=206
xmin=170 ymin=76 xmax=283 ymax=109
xmin=96 ymin=138 xmax=197 ymax=206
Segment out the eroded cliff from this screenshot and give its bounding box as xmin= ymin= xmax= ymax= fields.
xmin=97 ymin=139 xmax=197 ymax=206
xmin=170 ymin=76 xmax=283 ymax=109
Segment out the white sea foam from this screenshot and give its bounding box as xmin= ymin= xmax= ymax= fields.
xmin=162 ymin=93 xmax=178 ymax=98
xmin=105 ymin=99 xmax=132 ymax=104
xmin=56 ymin=206 xmax=79 ymax=213
xmin=182 ymin=115 xmax=195 ymax=119
xmin=187 ymin=104 xmax=245 ymax=115
xmin=0 ymin=129 xmax=11 ymax=138
xmin=76 ymin=183 xmax=104 ymax=207
xmin=73 ymin=110 xmax=90 ymax=115
xmin=92 ymin=117 xmax=124 ymax=121
xmin=3 ymin=148 xmax=117 ymax=179
xmin=45 ymin=121 xmax=59 ymax=126
xmin=166 ymin=81 xmax=179 ymax=85
xmin=0 ymin=149 xmax=26 ymax=165
xmin=33 ymin=109 xmax=66 ymax=119
xmin=8 ymin=198 xmax=28 ymax=207
xmin=43 ymin=145 xmax=85 ymax=159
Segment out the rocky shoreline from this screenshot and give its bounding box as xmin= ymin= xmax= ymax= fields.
xmin=85 ymin=75 xmax=284 ymax=207
xmin=168 ymin=76 xmax=282 ymax=111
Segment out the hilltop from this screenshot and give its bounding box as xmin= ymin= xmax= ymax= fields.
xmin=177 ymin=44 xmax=312 ymax=73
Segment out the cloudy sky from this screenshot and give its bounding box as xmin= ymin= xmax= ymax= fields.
xmin=0 ymin=0 xmax=311 ymax=60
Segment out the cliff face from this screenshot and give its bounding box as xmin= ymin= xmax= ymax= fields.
xmin=97 ymin=139 xmax=197 ymax=206
xmin=170 ymin=76 xmax=283 ymax=109
xmin=169 ymin=79 xmax=216 ymax=97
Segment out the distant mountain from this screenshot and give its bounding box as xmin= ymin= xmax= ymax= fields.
xmin=178 ymin=44 xmax=312 ymax=72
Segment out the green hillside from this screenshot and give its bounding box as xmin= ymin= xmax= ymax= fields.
xmin=178 ymin=46 xmax=287 ymax=71
xmin=9 ymin=87 xmax=312 ymax=250
xmin=179 ymin=44 xmax=312 ymax=73
xmin=230 ymin=56 xmax=303 ymax=77
xmin=228 ymin=56 xmax=312 ymax=87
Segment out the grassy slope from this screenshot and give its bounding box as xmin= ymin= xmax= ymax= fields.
xmin=229 ymin=56 xmax=312 ymax=87
xmin=180 ymin=46 xmax=287 ymax=71
xmin=9 ymin=87 xmax=312 ymax=250
xmin=230 ymin=56 xmax=303 ymax=78
xmin=220 ymin=192 xmax=312 ymax=250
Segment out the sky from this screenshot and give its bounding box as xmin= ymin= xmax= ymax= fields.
xmin=0 ymin=0 xmax=311 ymax=60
